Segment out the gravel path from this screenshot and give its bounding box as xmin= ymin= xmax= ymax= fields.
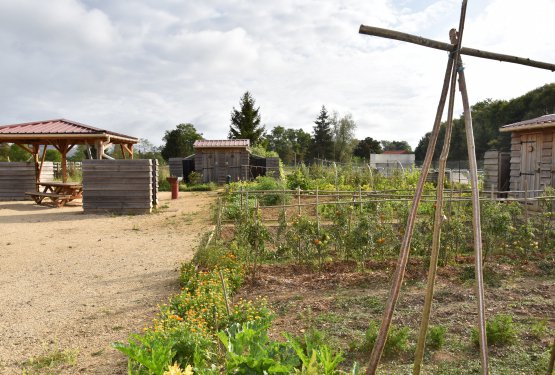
xmin=0 ymin=191 xmax=216 ymax=374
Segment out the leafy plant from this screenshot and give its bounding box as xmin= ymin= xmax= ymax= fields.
xmin=360 ymin=321 xmax=410 ymax=357
xmin=529 ymin=319 xmax=548 ymax=340
xmin=219 ymin=321 xmax=298 ymax=374
xmin=113 ymin=333 xmax=176 ymax=375
xmin=427 ymin=325 xmax=447 ymax=350
xmin=471 ymin=314 xmax=517 ymax=347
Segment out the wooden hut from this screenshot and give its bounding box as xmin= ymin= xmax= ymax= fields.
xmin=193 ymin=139 xmax=251 ymax=183
xmin=168 ymin=139 xmax=280 ymax=183
xmin=500 ymin=114 xmax=555 ymax=200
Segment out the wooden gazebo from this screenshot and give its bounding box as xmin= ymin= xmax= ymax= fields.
xmin=0 ymin=119 xmax=138 ymax=182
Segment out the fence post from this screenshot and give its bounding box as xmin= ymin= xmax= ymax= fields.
xmin=359 ymin=185 xmax=363 ymax=214
xmin=297 ymin=187 xmax=301 ymax=216
xmin=245 ymin=190 xmax=249 ymax=216
xmin=316 ymin=186 xmax=320 ymax=232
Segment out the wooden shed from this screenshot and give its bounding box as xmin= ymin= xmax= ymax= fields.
xmin=193 ymin=139 xmax=251 ymax=183
xmin=500 ymin=114 xmax=555 ymax=199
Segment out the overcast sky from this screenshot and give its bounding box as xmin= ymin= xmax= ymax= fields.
xmin=1 ymin=0 xmax=554 ymax=149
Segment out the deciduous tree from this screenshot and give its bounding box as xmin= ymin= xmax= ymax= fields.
xmin=161 ymin=123 xmax=203 ymax=160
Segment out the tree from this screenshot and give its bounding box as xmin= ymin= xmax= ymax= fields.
xmin=354 ymin=137 xmax=382 ymax=160
xmin=266 ymin=126 xmax=294 ymax=164
xmin=333 ymin=113 xmax=357 ymax=163
xmin=45 ymin=149 xmax=61 ymax=162
xmin=0 ymin=143 xmax=10 ymax=161
xmin=414 ymin=83 xmax=555 ymax=161
xmin=228 ymin=91 xmax=265 ymax=145
xmin=380 ymin=140 xmax=413 ymax=152
xmin=311 ymin=105 xmax=334 ymax=160
xmin=292 ymin=128 xmax=312 ymax=164
xmin=161 ymin=123 xmax=203 ymax=161
xmin=7 ymin=144 xmax=31 ymax=162
xmin=267 ymin=126 xmax=313 ymax=165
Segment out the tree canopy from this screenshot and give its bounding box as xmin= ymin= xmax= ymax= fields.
xmin=333 ymin=113 xmax=357 ymax=163
xmin=266 ymin=126 xmax=312 ymax=165
xmin=414 ymin=83 xmax=555 ymax=161
xmin=228 ymin=91 xmax=265 ymax=145
xmin=381 ymin=140 xmax=412 ymax=152
xmin=354 ymin=137 xmax=382 ymax=159
xmin=161 ymin=123 xmax=203 ymax=161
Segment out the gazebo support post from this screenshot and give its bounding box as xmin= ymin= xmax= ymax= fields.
xmin=32 ymin=144 xmax=40 ymax=183
xmin=96 ymin=140 xmax=105 ymax=160
xmin=37 ymin=145 xmax=47 ymax=183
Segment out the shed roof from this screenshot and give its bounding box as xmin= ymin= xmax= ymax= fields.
xmin=0 ymin=118 xmax=138 ymax=143
xmin=194 ymin=139 xmax=250 ymax=148
xmin=383 ymin=150 xmax=411 ymax=154
xmin=500 ymin=114 xmax=555 ymax=133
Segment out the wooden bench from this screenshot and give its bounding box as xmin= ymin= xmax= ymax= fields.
xmin=25 ymin=191 xmax=73 ymax=207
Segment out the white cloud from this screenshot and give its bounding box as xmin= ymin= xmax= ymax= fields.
xmin=0 ymin=0 xmax=553 ymax=150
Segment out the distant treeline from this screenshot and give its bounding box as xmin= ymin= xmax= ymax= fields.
xmin=414 ymin=83 xmax=555 ymax=161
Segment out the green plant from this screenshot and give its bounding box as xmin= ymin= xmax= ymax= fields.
xmin=287 ymin=333 xmax=344 ymax=375
xmin=529 ymin=319 xmax=548 ymax=340
xmin=229 ymin=296 xmax=274 ymax=326
xmin=427 ymin=325 xmax=447 ymax=350
xmin=471 ymin=314 xmax=517 ymax=347
xmin=113 ymin=333 xmax=176 ymax=375
xmin=188 ymin=171 xmax=203 ymax=185
xmin=219 ymin=321 xmax=298 ymax=374
xmin=360 ymin=321 xmax=410 ymax=357
xmin=183 ymin=183 xmax=216 ymax=192
xmin=248 ymin=176 xmax=287 ymax=206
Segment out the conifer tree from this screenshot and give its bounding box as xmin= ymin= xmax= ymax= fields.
xmin=311 ymin=105 xmax=334 ymax=160
xmin=228 ymin=91 xmax=265 ymax=145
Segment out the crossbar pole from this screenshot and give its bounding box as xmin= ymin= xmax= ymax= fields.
xmin=359 ymin=25 xmax=555 ymax=72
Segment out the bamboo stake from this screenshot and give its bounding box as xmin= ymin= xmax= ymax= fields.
xmin=358 ymin=25 xmax=555 ymax=72
xmin=547 ymin=337 xmax=555 ymax=375
xmin=459 ymin=54 xmax=489 ymax=375
xmin=413 ymin=24 xmax=464 ymax=374
xmin=218 ymin=270 xmax=231 ymax=316
xmin=365 ymin=39 xmax=456 ymax=375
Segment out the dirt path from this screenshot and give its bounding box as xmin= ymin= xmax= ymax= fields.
xmin=0 ymin=191 xmax=217 ymax=374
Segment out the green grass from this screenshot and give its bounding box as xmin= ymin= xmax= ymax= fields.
xmin=22 ymin=348 xmax=78 ymax=374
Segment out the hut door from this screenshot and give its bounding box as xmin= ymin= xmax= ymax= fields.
xmin=520 ymin=133 xmax=541 ymax=201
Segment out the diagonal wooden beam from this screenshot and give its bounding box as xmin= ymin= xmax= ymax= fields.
xmin=14 ymin=143 xmax=34 ymax=154
xmin=359 ymin=25 xmax=555 ymax=72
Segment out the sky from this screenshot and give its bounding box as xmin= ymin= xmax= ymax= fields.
xmin=1 ymin=0 xmax=554 ymax=149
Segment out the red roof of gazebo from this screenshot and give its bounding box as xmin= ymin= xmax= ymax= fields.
xmin=0 ymin=119 xmax=137 ymax=142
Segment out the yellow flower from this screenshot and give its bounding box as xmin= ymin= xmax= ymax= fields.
xmin=163 ymin=363 xmax=194 ymax=375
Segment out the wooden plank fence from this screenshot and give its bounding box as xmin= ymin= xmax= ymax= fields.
xmin=0 ymin=162 xmax=36 ymax=201
xmin=82 ymin=159 xmax=157 ymax=214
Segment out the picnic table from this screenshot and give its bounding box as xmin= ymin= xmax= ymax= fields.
xmin=26 ymin=181 xmax=83 ymax=207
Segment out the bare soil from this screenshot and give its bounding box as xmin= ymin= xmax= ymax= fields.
xmin=0 ymin=191 xmax=217 ymax=374
xmin=237 ymin=259 xmax=554 ymax=373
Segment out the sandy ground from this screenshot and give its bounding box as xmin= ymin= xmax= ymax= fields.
xmin=0 ymin=191 xmax=217 ymax=374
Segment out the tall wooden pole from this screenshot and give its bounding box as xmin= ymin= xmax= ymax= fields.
xmin=413 ymin=25 xmax=464 ymax=375
xmin=459 ymin=53 xmax=489 ymax=375
xmin=365 ymin=38 xmax=456 ymax=375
